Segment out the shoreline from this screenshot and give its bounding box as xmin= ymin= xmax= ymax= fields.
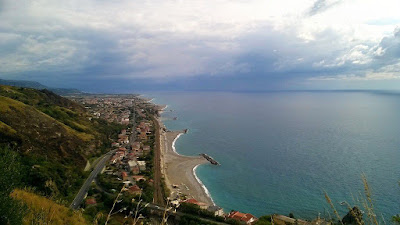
xmin=156 ymin=117 xmax=214 ymax=206
xmin=171 ymin=132 xmax=183 ymax=154
xmin=193 ymin=164 xmax=216 ymax=206
xmin=172 ymin=133 xmax=216 ymax=205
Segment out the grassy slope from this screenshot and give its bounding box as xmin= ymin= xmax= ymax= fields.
xmin=11 ymin=189 xmax=89 ymax=225
xmin=0 ymin=95 xmax=88 ymax=162
xmin=0 ymin=85 xmax=123 ymax=201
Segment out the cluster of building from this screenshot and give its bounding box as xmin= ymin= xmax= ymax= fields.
xmin=136 ymin=121 xmax=152 ymax=141
xmin=71 ymin=95 xmax=137 ymax=124
xmin=82 ymin=96 xmax=160 ymax=214
xmin=105 ymin=121 xmax=154 ymax=196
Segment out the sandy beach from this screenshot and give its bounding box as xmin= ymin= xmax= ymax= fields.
xmin=158 ymin=120 xmax=214 ymax=205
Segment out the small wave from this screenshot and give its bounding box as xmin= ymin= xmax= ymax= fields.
xmin=193 ymin=165 xmax=216 ymax=206
xmin=171 ymin=133 xmax=183 ymax=155
xmin=159 ymin=105 xmax=169 ymax=114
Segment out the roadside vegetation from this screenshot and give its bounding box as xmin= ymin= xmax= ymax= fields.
xmin=0 ymin=145 xmax=90 ymax=224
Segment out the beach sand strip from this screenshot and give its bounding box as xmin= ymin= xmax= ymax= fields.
xmin=158 ymin=123 xmax=213 ymax=205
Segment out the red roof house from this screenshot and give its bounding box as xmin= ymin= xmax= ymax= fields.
xmin=121 ymin=171 xmax=128 ymax=181
xmin=182 ymin=198 xmax=208 ymax=209
xmin=128 ymin=185 xmax=142 ymax=195
xmin=132 ymin=175 xmax=146 ymax=182
xmin=85 ymin=198 xmax=97 ymax=205
xmin=227 ymin=211 xmax=258 ymax=224
xmin=118 ymin=147 xmax=127 ymax=151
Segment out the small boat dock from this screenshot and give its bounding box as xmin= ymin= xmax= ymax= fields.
xmin=200 ymin=153 xmax=220 ymax=165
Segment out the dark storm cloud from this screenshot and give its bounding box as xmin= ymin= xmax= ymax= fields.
xmin=1 ymin=0 xmax=400 ymax=91
xmin=307 ymin=0 xmax=343 ymax=16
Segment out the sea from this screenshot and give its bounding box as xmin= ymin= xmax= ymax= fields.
xmin=146 ymin=91 xmax=400 ymax=221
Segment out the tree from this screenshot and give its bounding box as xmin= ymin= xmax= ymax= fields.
xmin=392 ymin=215 xmax=400 ymax=225
xmin=255 ymin=215 xmax=272 ymax=225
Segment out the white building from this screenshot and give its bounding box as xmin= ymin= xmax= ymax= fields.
xmin=137 ymin=161 xmax=146 ymax=171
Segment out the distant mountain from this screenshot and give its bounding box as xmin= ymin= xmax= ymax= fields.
xmin=0 ymin=79 xmax=48 ymax=89
xmin=48 ymin=87 xmax=85 ymax=96
xmin=0 ymin=79 xmax=85 ymax=96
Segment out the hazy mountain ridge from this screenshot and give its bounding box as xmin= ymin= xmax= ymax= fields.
xmin=0 ymin=79 xmax=84 ymax=96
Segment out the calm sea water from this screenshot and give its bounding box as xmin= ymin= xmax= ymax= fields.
xmin=147 ymin=91 xmax=400 ymax=220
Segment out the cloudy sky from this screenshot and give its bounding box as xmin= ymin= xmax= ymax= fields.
xmin=1 ymin=0 xmax=400 ymax=92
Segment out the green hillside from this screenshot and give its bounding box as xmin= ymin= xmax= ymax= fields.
xmin=0 ymin=85 xmax=122 ymax=200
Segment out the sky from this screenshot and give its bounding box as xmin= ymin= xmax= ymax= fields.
xmin=1 ymin=0 xmax=400 ymax=92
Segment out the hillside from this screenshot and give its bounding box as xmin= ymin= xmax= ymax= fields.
xmin=11 ymin=189 xmax=89 ymax=225
xmin=0 ymin=85 xmax=123 ymax=199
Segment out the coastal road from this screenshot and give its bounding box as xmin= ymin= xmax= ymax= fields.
xmin=70 ymin=149 xmax=116 ymax=209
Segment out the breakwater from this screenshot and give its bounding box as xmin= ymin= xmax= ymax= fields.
xmin=200 ymin=153 xmax=220 ymax=165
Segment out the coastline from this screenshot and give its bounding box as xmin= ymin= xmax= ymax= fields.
xmin=171 ymin=132 xmax=183 ymax=154
xmin=156 ymin=117 xmax=214 ymax=206
xmin=193 ymin=164 xmax=216 ymax=206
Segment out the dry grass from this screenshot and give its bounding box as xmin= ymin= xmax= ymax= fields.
xmin=324 ymin=191 xmax=344 ymax=225
xmin=11 ymin=188 xmax=88 ymax=225
xmin=0 ymin=120 xmax=17 ymax=135
xmin=0 ymin=96 xmax=26 ymax=112
xmin=324 ymin=175 xmax=383 ymax=225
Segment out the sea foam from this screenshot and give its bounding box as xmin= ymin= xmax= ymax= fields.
xmin=171 ymin=133 xmax=183 ymax=154
xmin=193 ymin=165 xmax=216 ymax=206
xmin=172 ymin=133 xmax=216 ymax=205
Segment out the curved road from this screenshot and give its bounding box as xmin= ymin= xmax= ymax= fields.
xmin=70 ymin=149 xmax=116 ymax=209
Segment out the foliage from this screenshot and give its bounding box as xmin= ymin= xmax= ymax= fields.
xmin=101 ymin=193 xmax=117 ymax=209
xmin=178 ymin=215 xmax=217 ymax=225
xmin=137 ymin=180 xmax=154 ymax=203
xmin=254 ymin=215 xmax=272 ymax=225
xmin=225 ymin=218 xmax=242 ymax=225
xmin=178 ymin=202 xmax=216 ymax=220
xmin=0 ymin=146 xmax=26 ymax=225
xmin=179 ymin=202 xmax=202 ymax=214
xmin=97 ymin=173 xmax=123 ymax=192
xmin=22 ymin=155 xmax=87 ymax=200
xmin=392 ymin=215 xmax=400 ymax=225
